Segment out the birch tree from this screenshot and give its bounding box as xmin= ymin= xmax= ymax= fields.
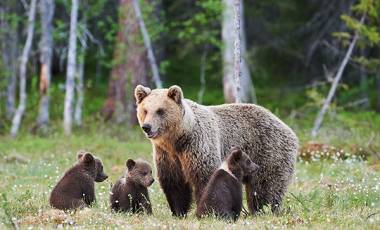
xmin=10 ymin=0 xmax=37 ymax=137
xmin=132 ymin=0 xmax=162 ymax=88
xmin=63 ymin=0 xmax=78 ymax=135
xmin=36 ymin=0 xmax=54 ymax=129
xmin=222 ymin=0 xmax=256 ymax=104
xmin=74 ymin=17 xmax=87 ymax=127
xmin=311 ymin=14 xmax=365 ymax=137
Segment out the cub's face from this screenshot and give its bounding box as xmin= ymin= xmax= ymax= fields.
xmin=94 ymin=159 xmax=108 ymax=182
xmin=77 ymin=151 xmax=108 ymax=182
xmin=134 ymin=85 xmax=183 ymax=140
xmin=229 ymin=147 xmax=259 ymax=177
xmin=126 ymin=159 xmax=154 ymax=187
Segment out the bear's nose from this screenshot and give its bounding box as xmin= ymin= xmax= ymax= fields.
xmin=142 ymin=124 xmax=152 ymax=133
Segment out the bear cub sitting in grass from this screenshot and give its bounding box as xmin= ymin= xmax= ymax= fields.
xmin=110 ymin=159 xmax=154 ymax=214
xmin=49 ymin=151 xmax=108 ymax=210
xmin=196 ymin=147 xmax=259 ymax=221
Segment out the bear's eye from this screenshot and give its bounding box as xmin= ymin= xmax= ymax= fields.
xmin=156 ymin=108 xmax=165 ymax=116
xmin=142 ymin=171 xmax=148 ymax=176
xmin=246 ymin=159 xmax=251 ymax=165
xmin=143 ymin=109 xmax=148 ymax=115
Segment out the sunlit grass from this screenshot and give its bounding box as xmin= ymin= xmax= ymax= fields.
xmin=0 ymin=124 xmax=379 ymax=229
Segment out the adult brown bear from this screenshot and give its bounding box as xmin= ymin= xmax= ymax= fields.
xmin=134 ymin=85 xmax=298 ymax=216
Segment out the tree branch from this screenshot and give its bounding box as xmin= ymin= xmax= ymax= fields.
xmin=311 ymin=14 xmax=366 ymax=137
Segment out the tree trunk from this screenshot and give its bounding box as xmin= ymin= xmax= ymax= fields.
xmin=311 ymin=14 xmax=364 ymax=137
xmin=222 ymin=0 xmax=256 ymax=104
xmin=74 ymin=19 xmax=87 ymax=127
xmin=74 ymin=49 xmax=85 ymax=126
xmin=0 ymin=6 xmax=19 ymax=120
xmin=132 ymin=0 xmax=162 ymax=88
xmin=36 ymin=0 xmax=54 ymax=129
xmin=63 ymin=0 xmax=78 ymax=135
xmin=10 ymin=0 xmax=37 ymax=137
xmin=5 ymin=34 xmax=18 ymax=120
xmin=233 ymin=0 xmax=242 ymax=103
xmin=102 ymin=0 xmax=149 ymax=124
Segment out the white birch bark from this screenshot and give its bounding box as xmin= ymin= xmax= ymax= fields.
xmin=222 ymin=0 xmax=256 ymax=103
xmin=36 ymin=0 xmax=54 ymax=128
xmin=132 ymin=0 xmax=162 ymax=88
xmin=74 ymin=51 xmax=84 ymax=126
xmin=233 ymin=0 xmax=241 ymax=103
xmin=74 ymin=19 xmax=87 ymax=126
xmin=63 ymin=0 xmax=78 ymax=135
xmin=311 ymin=15 xmax=365 ymax=137
xmin=10 ymin=0 xmax=37 ymax=137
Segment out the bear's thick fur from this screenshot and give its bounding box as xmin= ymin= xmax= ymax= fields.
xmin=49 ymin=151 xmax=108 ymax=210
xmin=135 ymin=85 xmax=298 ymax=216
xmin=110 ymin=159 xmax=154 ymax=214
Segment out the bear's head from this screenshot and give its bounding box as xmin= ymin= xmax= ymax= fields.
xmin=134 ymin=85 xmax=184 ymax=140
xmin=227 ymin=147 xmax=259 ymax=180
xmin=77 ymin=151 xmax=108 ymax=182
xmin=126 ymin=159 xmax=155 ymax=187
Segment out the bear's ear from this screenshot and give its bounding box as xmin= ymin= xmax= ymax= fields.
xmin=126 ymin=159 xmax=136 ymax=171
xmin=77 ymin=150 xmax=86 ymax=161
xmin=135 ymin=85 xmax=151 ymax=104
xmin=231 ymin=148 xmax=242 ymax=162
xmin=81 ymin=153 xmax=95 ymax=164
xmin=167 ymin=85 xmax=183 ymax=104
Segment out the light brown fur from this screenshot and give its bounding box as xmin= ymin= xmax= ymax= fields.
xmin=135 ymin=85 xmax=298 ymax=216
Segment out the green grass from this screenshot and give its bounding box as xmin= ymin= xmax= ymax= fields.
xmin=0 ymin=118 xmax=380 ymax=229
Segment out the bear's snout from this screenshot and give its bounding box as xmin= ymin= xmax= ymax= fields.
xmin=142 ymin=124 xmax=152 ymax=134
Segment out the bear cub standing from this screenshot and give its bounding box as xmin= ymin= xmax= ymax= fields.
xmin=110 ymin=159 xmax=154 ymax=214
xmin=196 ymin=147 xmax=259 ymax=221
xmin=49 ymin=151 xmax=108 ymax=210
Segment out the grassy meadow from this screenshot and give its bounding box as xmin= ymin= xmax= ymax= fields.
xmin=0 ymin=113 xmax=380 ymax=229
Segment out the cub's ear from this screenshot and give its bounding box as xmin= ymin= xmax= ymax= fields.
xmin=167 ymin=85 xmax=183 ymax=104
xmin=231 ymin=148 xmax=242 ymax=162
xmin=126 ymin=159 xmax=136 ymax=171
xmin=77 ymin=150 xmax=86 ymax=161
xmin=134 ymin=85 xmax=151 ymax=104
xmin=229 ymin=146 xmax=240 ymax=153
xmin=81 ymin=153 xmax=95 ymax=164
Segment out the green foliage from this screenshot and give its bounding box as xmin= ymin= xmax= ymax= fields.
xmin=337 ymin=0 xmax=380 ymax=72
xmin=173 ymin=0 xmax=222 ymax=51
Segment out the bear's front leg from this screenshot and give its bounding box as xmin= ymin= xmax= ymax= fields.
xmin=155 ymin=147 xmax=192 ymax=216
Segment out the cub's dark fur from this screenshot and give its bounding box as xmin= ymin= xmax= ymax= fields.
xmin=110 ymin=159 xmax=154 ymax=214
xmin=196 ymin=147 xmax=259 ymax=221
xmin=49 ymin=151 xmax=108 ymax=210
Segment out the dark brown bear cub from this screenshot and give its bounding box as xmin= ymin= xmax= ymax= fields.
xmin=196 ymin=147 xmax=259 ymax=221
xmin=110 ymin=159 xmax=154 ymax=214
xmin=49 ymin=151 xmax=108 ymax=210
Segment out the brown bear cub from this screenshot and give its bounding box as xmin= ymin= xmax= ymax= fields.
xmin=49 ymin=151 xmax=108 ymax=210
xmin=110 ymin=159 xmax=154 ymax=214
xmin=196 ymin=147 xmax=259 ymax=221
